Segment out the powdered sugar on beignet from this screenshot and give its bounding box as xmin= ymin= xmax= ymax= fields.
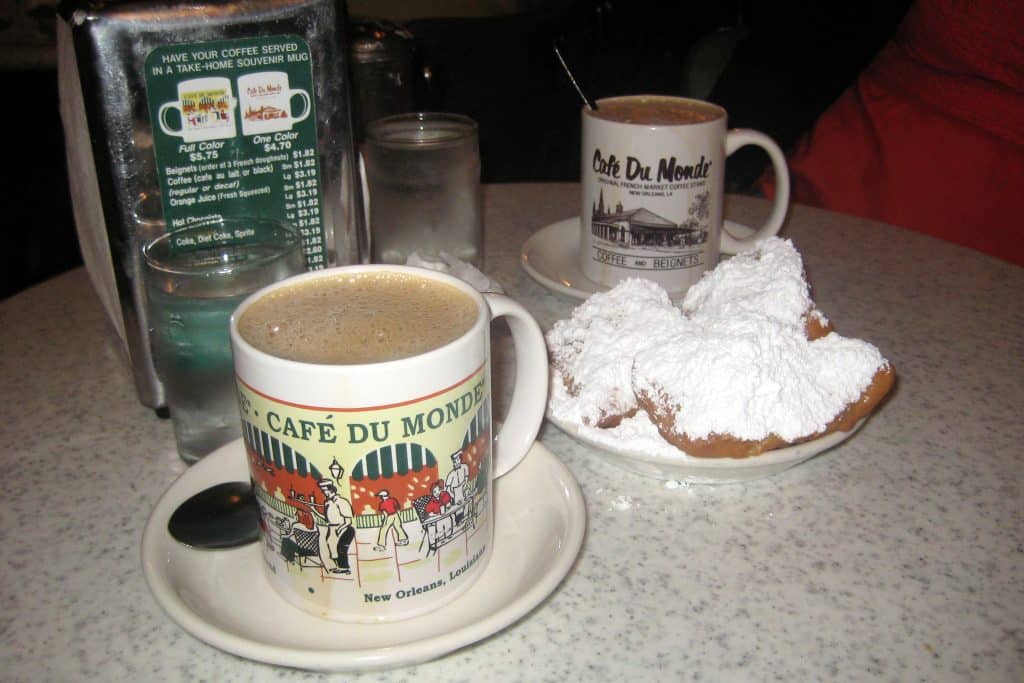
xmin=632 ymin=312 xmax=889 ymax=445
xmin=546 ymin=278 xmax=685 ymax=427
xmin=682 ymin=237 xmax=830 ymax=334
xmin=546 ymin=238 xmax=894 ymax=457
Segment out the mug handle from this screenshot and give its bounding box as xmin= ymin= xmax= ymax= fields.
xmin=483 ymin=293 xmax=549 ymax=478
xmin=291 ymin=90 xmax=311 ymax=123
xmin=720 ymin=129 xmax=790 ymax=254
xmin=158 ymin=101 xmax=183 ymax=136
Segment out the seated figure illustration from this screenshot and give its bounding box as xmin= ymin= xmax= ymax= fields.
xmin=414 ymin=480 xmax=454 ymax=555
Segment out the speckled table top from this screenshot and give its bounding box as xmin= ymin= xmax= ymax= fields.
xmin=1 ymin=184 xmax=1021 ymax=681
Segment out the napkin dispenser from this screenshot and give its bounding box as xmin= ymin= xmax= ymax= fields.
xmin=57 ymin=0 xmax=365 ymax=410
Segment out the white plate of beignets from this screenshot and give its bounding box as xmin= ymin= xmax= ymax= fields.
xmin=545 ymin=238 xmax=895 ymax=483
xmin=545 ymin=404 xmax=868 ymax=483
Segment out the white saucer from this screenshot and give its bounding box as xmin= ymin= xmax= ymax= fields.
xmin=520 ymin=216 xmax=755 ymax=300
xmin=142 ymin=439 xmax=585 ymax=672
xmin=547 ymin=408 xmax=865 ymax=485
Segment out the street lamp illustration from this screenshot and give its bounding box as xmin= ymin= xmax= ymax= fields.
xmin=329 ymin=458 xmax=344 ymax=483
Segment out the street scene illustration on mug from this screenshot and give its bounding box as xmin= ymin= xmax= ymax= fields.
xmin=238 ymin=366 xmax=493 ymax=606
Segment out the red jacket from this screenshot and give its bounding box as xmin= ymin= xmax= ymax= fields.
xmin=769 ymin=0 xmax=1024 ymax=265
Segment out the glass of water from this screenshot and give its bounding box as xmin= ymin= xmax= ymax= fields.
xmin=363 ymin=112 xmax=483 ymax=267
xmin=143 ymin=217 xmax=305 ymax=463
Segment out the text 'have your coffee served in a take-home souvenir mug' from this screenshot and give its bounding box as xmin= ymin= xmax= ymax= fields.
xmin=581 ymin=94 xmax=790 ymax=295
xmin=229 ymin=265 xmax=548 ymax=622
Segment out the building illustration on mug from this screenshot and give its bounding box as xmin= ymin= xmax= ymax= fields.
xmin=240 ymin=398 xmax=490 ymax=587
xmin=590 ymin=189 xmax=710 ymax=249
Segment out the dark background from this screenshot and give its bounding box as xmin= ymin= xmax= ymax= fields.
xmin=1 ymin=0 xmax=911 ymax=300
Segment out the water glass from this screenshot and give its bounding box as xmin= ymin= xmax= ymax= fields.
xmin=143 ymin=217 xmax=305 ymax=463
xmin=362 ymin=112 xmax=483 ymax=267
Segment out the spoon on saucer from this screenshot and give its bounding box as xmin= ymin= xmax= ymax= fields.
xmin=168 ymin=481 xmax=260 ymax=549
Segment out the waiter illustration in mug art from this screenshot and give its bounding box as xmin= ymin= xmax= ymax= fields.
xmin=445 ymin=449 xmax=471 ymax=525
xmin=374 ymin=489 xmax=409 ymax=551
xmin=445 ymin=450 xmax=470 ymax=505
xmin=317 ymin=479 xmax=355 ymax=574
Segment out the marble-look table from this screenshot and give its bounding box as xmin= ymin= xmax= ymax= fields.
xmin=1 ymin=183 xmax=1021 ymax=681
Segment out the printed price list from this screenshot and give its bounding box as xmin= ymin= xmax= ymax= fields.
xmin=282 ymin=148 xmax=326 ymax=268
xmin=162 ymin=145 xmax=327 ymax=269
xmin=146 ymin=35 xmax=328 ymax=269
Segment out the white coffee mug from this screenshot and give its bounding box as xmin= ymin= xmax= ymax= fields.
xmin=581 ymin=95 xmax=790 ymax=295
xmin=238 ymin=71 xmax=312 ymax=136
xmin=158 ymin=76 xmax=238 ymax=142
xmin=229 ymin=265 xmax=547 ymax=622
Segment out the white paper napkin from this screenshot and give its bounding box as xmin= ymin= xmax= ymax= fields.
xmin=406 ymin=252 xmax=504 ymax=294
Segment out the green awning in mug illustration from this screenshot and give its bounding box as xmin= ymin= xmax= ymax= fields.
xmin=352 ymin=442 xmax=436 ymax=479
xmin=349 ymin=443 xmax=438 ymax=516
xmin=243 ymin=420 xmax=322 ymax=480
xmin=242 ymin=421 xmax=324 ymax=524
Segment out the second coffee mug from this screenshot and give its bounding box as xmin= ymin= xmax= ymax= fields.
xmin=580 ymin=94 xmax=790 ymax=294
xmin=238 ymin=71 xmax=312 ymax=136
xmin=229 ymin=265 xmax=547 ymax=622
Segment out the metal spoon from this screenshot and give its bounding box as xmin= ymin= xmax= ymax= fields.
xmin=554 ymin=41 xmax=597 ymax=111
xmin=168 ymin=481 xmax=260 ymax=549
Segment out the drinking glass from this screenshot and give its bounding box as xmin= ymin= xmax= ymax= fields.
xmin=143 ymin=217 xmax=305 ymax=463
xmin=362 ymin=112 xmax=483 ymax=267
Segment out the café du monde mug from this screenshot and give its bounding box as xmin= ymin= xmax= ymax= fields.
xmin=229 ymin=265 xmax=547 ymax=622
xmin=238 ymin=71 xmax=312 ymax=136
xmin=581 ymin=94 xmax=790 ymax=295
xmin=158 ymin=76 xmax=238 ymax=142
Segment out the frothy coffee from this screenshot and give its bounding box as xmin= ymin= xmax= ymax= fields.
xmin=238 ymin=271 xmax=479 ymax=364
xmin=589 ymin=95 xmax=721 ymax=126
